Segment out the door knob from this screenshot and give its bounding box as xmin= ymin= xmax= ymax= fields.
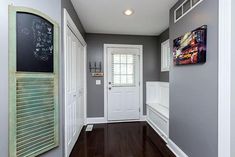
xmin=109 ymin=87 xmax=112 ymax=90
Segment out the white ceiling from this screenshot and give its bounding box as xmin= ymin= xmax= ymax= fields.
xmin=71 ymin=0 xmax=178 ymax=36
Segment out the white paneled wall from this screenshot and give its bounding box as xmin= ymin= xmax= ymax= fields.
xmin=146 ymin=82 xmax=169 ymax=142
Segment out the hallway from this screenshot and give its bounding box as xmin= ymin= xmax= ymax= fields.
xmin=70 ymin=122 xmax=175 ymax=157
xmin=0 ymin=0 xmax=233 ymax=157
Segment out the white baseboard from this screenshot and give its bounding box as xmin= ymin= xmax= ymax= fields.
xmin=86 ymin=116 xmax=147 ymax=125
xmin=86 ymin=117 xmax=107 ymax=124
xmin=146 ymin=119 xmax=168 ymax=143
xmin=167 ymin=139 xmax=188 ymax=157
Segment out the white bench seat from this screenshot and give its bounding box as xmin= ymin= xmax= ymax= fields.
xmin=146 ymin=82 xmax=169 ymax=142
xmin=147 ymin=103 xmax=169 ymax=119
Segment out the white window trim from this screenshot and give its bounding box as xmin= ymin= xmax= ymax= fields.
xmin=104 ymin=44 xmax=144 ymax=122
xmin=174 ymin=0 xmax=204 ymax=23
xmin=161 ymin=39 xmax=170 ymax=72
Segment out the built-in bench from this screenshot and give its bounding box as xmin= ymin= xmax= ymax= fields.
xmin=146 ymin=82 xmax=169 ymax=142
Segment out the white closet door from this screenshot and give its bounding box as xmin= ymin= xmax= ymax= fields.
xmin=65 ymin=27 xmax=84 ymax=157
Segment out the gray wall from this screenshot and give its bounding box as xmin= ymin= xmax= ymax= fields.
xmin=0 ymin=1 xmax=9 ymax=156
xmin=169 ymin=0 xmax=218 ymax=157
xmin=0 ymin=0 xmax=63 ymax=157
xmin=86 ymin=34 xmax=160 ymax=117
xmin=231 ymin=0 xmax=235 ymax=156
xmin=159 ymin=29 xmax=170 ymax=82
xmin=61 ymin=0 xmax=86 ymax=38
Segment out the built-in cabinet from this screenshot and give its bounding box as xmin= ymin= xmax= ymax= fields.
xmin=146 ymin=82 xmax=169 ymax=142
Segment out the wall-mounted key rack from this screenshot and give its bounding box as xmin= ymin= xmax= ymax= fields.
xmin=89 ymin=61 xmax=104 ymax=77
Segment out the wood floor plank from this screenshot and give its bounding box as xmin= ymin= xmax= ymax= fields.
xmin=70 ymin=122 xmax=175 ymax=157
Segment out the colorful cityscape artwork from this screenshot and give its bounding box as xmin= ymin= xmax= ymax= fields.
xmin=173 ymin=25 xmax=207 ymax=65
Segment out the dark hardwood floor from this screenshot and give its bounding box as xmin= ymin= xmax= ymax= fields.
xmin=70 ymin=122 xmax=175 ymax=157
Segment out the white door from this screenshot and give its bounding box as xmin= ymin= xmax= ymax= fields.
xmin=107 ymin=47 xmax=140 ymax=121
xmin=65 ymin=27 xmax=84 ymax=157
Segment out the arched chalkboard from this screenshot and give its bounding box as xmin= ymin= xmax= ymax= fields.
xmin=17 ymin=12 xmax=54 ymax=72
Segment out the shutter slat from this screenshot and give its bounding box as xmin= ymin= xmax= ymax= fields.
xmin=17 ymin=131 xmax=54 ymax=150
xmin=16 ymin=111 xmax=53 ymax=124
xmin=17 ymin=107 xmax=54 ymax=117
xmin=17 ymin=97 xmax=54 ymax=104
xmin=17 ymin=93 xmax=54 ymax=101
xmin=17 ymin=83 xmax=53 ymax=87
xmin=16 ymin=111 xmax=54 ymax=121
xmin=17 ymin=122 xmax=54 ymax=138
xmin=17 ymin=139 xmax=54 ymax=157
xmin=17 ymin=80 xmax=53 ymax=84
xmin=15 ymin=77 xmax=57 ymax=157
xmin=17 ymin=116 xmax=54 ymax=130
xmin=16 ymin=88 xmax=54 ymax=94
xmin=17 ymin=91 xmax=54 ymax=98
xmin=17 ymin=126 xmax=54 ymax=142
xmin=17 ymin=104 xmax=54 ymax=114
xmin=17 ymin=102 xmax=53 ymax=110
xmin=17 ymin=130 xmax=54 ymax=148
xmin=17 ymin=99 xmax=54 ymax=107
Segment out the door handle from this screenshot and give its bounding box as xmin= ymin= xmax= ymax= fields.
xmin=109 ymin=87 xmax=112 ymax=90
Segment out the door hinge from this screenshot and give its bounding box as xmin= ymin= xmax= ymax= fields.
xmin=139 ymin=108 xmax=141 ymax=112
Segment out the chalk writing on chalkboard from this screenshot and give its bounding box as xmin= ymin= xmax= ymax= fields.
xmin=32 ymin=18 xmax=53 ymax=61
xmin=17 ymin=12 xmax=54 ymax=72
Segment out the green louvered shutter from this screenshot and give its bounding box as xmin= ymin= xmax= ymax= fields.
xmin=9 ymin=6 xmax=59 ymax=157
xmin=16 ymin=76 xmax=57 ymax=157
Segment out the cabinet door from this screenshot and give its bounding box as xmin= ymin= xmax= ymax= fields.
xmin=161 ymin=40 xmax=170 ymax=72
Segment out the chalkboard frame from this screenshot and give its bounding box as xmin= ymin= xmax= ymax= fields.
xmin=9 ymin=6 xmax=59 ymax=157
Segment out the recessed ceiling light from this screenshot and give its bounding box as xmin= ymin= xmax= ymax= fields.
xmin=123 ymin=9 xmax=134 ymax=16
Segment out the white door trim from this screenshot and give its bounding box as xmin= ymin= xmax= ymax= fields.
xmin=63 ymin=9 xmax=87 ymax=157
xmin=218 ymin=0 xmax=232 ymax=157
xmin=104 ymin=44 xmax=144 ymax=122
